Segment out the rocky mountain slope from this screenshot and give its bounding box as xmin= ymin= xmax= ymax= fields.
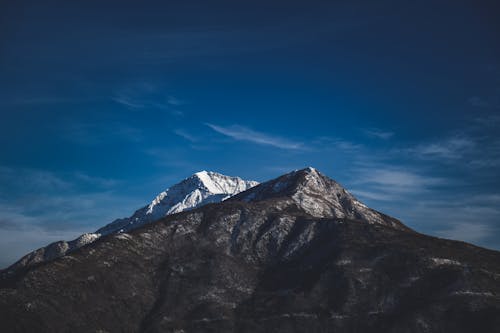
xmin=7 ymin=171 xmax=257 ymax=272
xmin=1 ymin=168 xmax=499 ymax=332
xmin=230 ymin=167 xmax=407 ymax=230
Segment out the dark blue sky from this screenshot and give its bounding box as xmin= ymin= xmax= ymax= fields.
xmin=1 ymin=0 xmax=499 ymax=267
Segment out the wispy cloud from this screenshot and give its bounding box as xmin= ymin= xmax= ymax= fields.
xmin=312 ymin=136 xmax=364 ymax=152
xmin=401 ymin=126 xmax=500 ymax=170
xmin=355 ymin=168 xmax=443 ymax=190
xmin=206 ymin=123 xmax=305 ymax=150
xmin=436 ymin=222 xmax=492 ymax=243
xmin=173 ymin=129 xmax=198 ymax=143
xmin=349 ymin=167 xmax=445 ymax=202
xmin=112 ymin=82 xmax=184 ymax=115
xmin=406 ymin=136 xmax=475 ymax=160
xmin=363 ymin=128 xmax=394 ymax=140
xmin=112 ymin=96 xmax=144 ymax=109
xmin=167 ymin=95 xmax=185 ymax=106
xmin=404 ymin=197 xmax=500 ymax=247
xmin=113 ymin=96 xmax=183 ymax=115
xmin=348 ymin=189 xmax=396 ymax=202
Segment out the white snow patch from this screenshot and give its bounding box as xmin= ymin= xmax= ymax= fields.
xmin=96 ymin=171 xmax=258 ymax=236
xmin=451 ymin=291 xmax=495 ymax=297
xmin=114 ymin=233 xmax=133 ymax=240
xmin=73 ymin=233 xmax=101 ymax=247
xmin=430 ymin=258 xmax=462 ymax=266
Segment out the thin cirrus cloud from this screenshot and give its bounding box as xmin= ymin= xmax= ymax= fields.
xmin=173 ymin=129 xmax=198 ymax=143
xmin=404 ymin=197 xmax=500 ymax=246
xmin=363 ymin=128 xmax=394 ymax=140
xmin=437 ymin=222 xmax=492 ymax=243
xmin=359 ymin=169 xmax=444 ymax=189
xmin=112 ymin=95 xmax=183 ymax=115
xmin=111 ymin=82 xmax=184 ymax=115
xmin=408 ymin=136 xmax=475 ymax=160
xmin=349 ymin=167 xmax=445 ymax=202
xmin=206 ymin=123 xmax=305 ymax=150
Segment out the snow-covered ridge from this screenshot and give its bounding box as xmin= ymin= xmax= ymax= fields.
xmin=10 ymin=171 xmax=258 ymax=271
xmin=97 ymin=171 xmax=258 ymax=235
xmin=145 ymin=171 xmax=258 ymax=216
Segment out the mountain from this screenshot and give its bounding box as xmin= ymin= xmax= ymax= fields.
xmin=96 ymin=170 xmax=259 ymax=235
xmin=7 ymin=171 xmax=258 ymax=271
xmin=1 ymin=168 xmax=499 ymax=332
xmin=230 ymin=167 xmax=407 ymax=230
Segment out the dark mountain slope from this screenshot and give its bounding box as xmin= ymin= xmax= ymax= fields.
xmin=1 ymin=168 xmax=499 ymax=332
xmin=7 ymin=171 xmax=257 ymax=273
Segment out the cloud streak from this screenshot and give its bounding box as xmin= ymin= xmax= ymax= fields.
xmin=407 ymin=136 xmax=475 ymax=160
xmin=206 ymin=123 xmax=305 ymax=150
xmin=436 ymin=222 xmax=492 ymax=243
xmin=312 ymin=136 xmax=364 ymax=152
xmin=354 ymin=168 xmax=443 ymax=190
xmin=363 ymin=128 xmax=394 ymax=140
xmin=173 ymin=129 xmax=198 ymax=143
xmin=112 ymin=82 xmax=184 ymax=116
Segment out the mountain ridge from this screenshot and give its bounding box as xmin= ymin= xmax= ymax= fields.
xmin=230 ymin=167 xmax=409 ymax=231
xmin=1 ymin=167 xmax=499 ymax=332
xmin=96 ymin=170 xmax=258 ymax=235
xmin=5 ymin=170 xmax=258 ymax=272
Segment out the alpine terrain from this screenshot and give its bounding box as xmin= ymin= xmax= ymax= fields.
xmin=7 ymin=171 xmax=258 ymax=272
xmin=1 ymin=167 xmax=499 ymax=332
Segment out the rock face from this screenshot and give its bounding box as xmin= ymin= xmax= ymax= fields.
xmin=231 ymin=167 xmax=407 ymax=230
xmin=1 ymin=168 xmax=500 ymax=333
xmin=6 ymin=171 xmax=258 ymax=272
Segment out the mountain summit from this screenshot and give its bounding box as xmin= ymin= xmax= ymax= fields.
xmin=97 ymin=170 xmax=258 ymax=235
xmin=231 ymin=167 xmax=407 ymax=230
xmin=8 ymin=171 xmax=258 ymax=271
xmin=1 ymin=168 xmax=499 ymax=332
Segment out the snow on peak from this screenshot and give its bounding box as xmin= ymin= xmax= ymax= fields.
xmin=229 ymin=167 xmax=408 ymax=230
xmin=193 ymin=170 xmax=258 ymax=195
xmin=96 ymin=171 xmax=258 ymax=236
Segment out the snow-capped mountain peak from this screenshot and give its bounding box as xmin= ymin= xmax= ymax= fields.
xmin=230 ymin=167 xmax=408 ymax=230
xmin=97 ymin=171 xmax=258 ymax=235
xmin=194 ymin=170 xmax=259 ymax=195
xmin=9 ymin=171 xmax=258 ymax=271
